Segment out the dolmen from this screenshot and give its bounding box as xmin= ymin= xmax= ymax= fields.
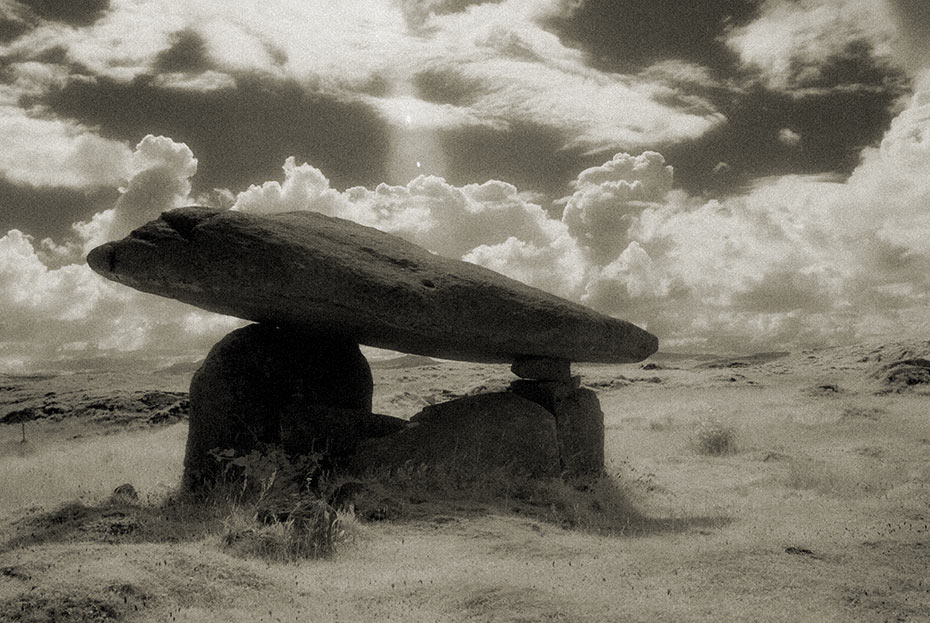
xmin=87 ymin=207 xmax=658 ymax=493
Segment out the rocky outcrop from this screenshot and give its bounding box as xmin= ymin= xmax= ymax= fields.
xmin=87 ymin=207 xmax=657 ymax=365
xmin=874 ymin=358 xmax=930 ymax=392
xmin=182 ymin=324 xmax=403 ymax=492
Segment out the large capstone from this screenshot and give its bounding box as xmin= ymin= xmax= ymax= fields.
xmin=87 ymin=207 xmax=658 ymax=365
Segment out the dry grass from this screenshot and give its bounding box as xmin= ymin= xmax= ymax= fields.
xmin=3 ymin=351 xmax=930 ymax=621
xmin=0 ymin=423 xmax=186 ymax=515
xmin=221 ymin=504 xmax=362 ymax=562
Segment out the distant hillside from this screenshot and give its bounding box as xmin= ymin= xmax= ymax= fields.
xmin=155 ymin=360 xmax=205 ymax=375
xmin=369 ymin=354 xmax=439 ymax=369
xmin=647 ymin=352 xmax=722 ymax=362
xmin=698 ymin=352 xmax=791 ymax=368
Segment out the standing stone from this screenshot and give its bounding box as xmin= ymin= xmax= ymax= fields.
xmin=509 ymin=380 xmax=604 ymax=478
xmin=182 ymin=323 xmax=376 ymax=493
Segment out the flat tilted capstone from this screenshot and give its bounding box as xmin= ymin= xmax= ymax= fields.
xmin=87 ymin=207 xmax=658 ymax=364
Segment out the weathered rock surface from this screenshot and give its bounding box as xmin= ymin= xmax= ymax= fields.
xmin=510 ymin=380 xmax=604 ymax=477
xmin=182 ymin=324 xmax=386 ymax=492
xmin=279 ymin=405 xmax=406 ymax=458
xmin=350 ymin=392 xmax=562 ymax=480
xmin=87 ymin=207 xmax=658 ymax=364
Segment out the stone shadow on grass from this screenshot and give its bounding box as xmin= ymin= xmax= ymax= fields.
xmin=331 ymin=467 xmax=731 ymax=537
xmin=0 ymin=471 xmax=730 ymax=554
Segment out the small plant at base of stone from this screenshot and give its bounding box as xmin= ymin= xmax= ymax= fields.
xmin=222 ymin=498 xmax=358 ymax=562
xmin=695 ymin=420 xmax=737 ymax=456
xmin=210 ymin=445 xmax=358 ymax=561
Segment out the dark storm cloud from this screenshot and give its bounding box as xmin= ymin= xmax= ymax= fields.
xmin=544 ymin=0 xmax=760 ymax=75
xmin=438 ymin=121 xmax=593 ymax=199
xmin=662 ymin=82 xmax=906 ymax=195
xmin=154 ymin=29 xmax=212 ymax=74
xmin=888 ymin=0 xmax=930 ymax=37
xmin=413 ymin=68 xmax=480 ymax=107
xmin=541 ymin=1 xmax=906 ymax=195
xmin=0 ymin=177 xmax=118 ymax=240
xmin=887 ymin=0 xmax=930 ymax=70
xmin=15 ymin=0 xmax=109 ymax=27
xmin=0 ymin=7 xmax=32 ymax=44
xmin=39 ymin=74 xmax=391 ymax=195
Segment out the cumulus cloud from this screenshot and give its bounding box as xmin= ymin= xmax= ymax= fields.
xmin=0 ymin=223 xmax=240 ymax=371
xmin=3 ymin=52 xmax=930 ymax=367
xmin=725 ymin=0 xmax=897 ymax=93
xmin=0 ymin=134 xmax=240 ymax=370
xmin=233 ymin=158 xmax=566 ymax=261
xmin=219 ymin=85 xmax=930 ymax=353
xmin=232 ymin=157 xmax=344 ymax=217
xmin=76 ymin=135 xmax=198 ymax=252
xmin=561 ymin=152 xmax=674 ymax=264
xmin=0 ymin=102 xmax=132 ymax=188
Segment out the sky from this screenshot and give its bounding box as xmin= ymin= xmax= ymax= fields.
xmin=0 ymin=0 xmax=929 ymax=370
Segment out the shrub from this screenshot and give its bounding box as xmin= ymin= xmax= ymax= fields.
xmin=208 ymin=444 xmax=322 ymax=506
xmin=694 ymin=421 xmax=737 ymax=456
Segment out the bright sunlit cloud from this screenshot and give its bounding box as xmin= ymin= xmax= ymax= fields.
xmin=1 ymin=0 xmax=930 ymax=368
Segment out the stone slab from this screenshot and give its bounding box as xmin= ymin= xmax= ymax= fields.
xmin=88 ymin=207 xmax=658 ymax=364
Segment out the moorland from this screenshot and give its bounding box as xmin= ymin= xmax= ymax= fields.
xmin=1 ymin=341 xmax=929 ymax=622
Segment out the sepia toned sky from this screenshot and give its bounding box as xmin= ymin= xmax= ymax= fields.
xmin=1 ymin=0 xmax=929 ymax=369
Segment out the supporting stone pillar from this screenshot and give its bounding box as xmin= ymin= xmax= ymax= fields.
xmin=183 ymin=323 xmax=401 ymax=494
xmin=509 ymin=357 xmax=604 ymax=478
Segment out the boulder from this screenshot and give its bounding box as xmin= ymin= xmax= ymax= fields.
xmin=279 ymin=404 xmax=406 ymax=458
xmin=87 ymin=207 xmax=658 ymax=365
xmin=350 ymin=392 xmax=561 ymax=480
xmin=509 ymin=381 xmax=604 ymax=477
xmin=182 ymin=324 xmax=378 ymax=492
xmin=110 ymin=483 xmax=139 ymax=504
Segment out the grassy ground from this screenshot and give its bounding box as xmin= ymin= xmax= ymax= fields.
xmin=1 ymin=345 xmax=929 ymax=621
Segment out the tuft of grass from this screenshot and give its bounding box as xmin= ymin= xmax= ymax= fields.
xmin=221 ymin=500 xmax=360 ymax=562
xmin=207 ymin=445 xmax=361 ymax=562
xmin=694 ymin=421 xmax=738 ymax=456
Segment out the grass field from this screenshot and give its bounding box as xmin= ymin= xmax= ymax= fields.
xmin=1 ymin=344 xmax=929 ymax=621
